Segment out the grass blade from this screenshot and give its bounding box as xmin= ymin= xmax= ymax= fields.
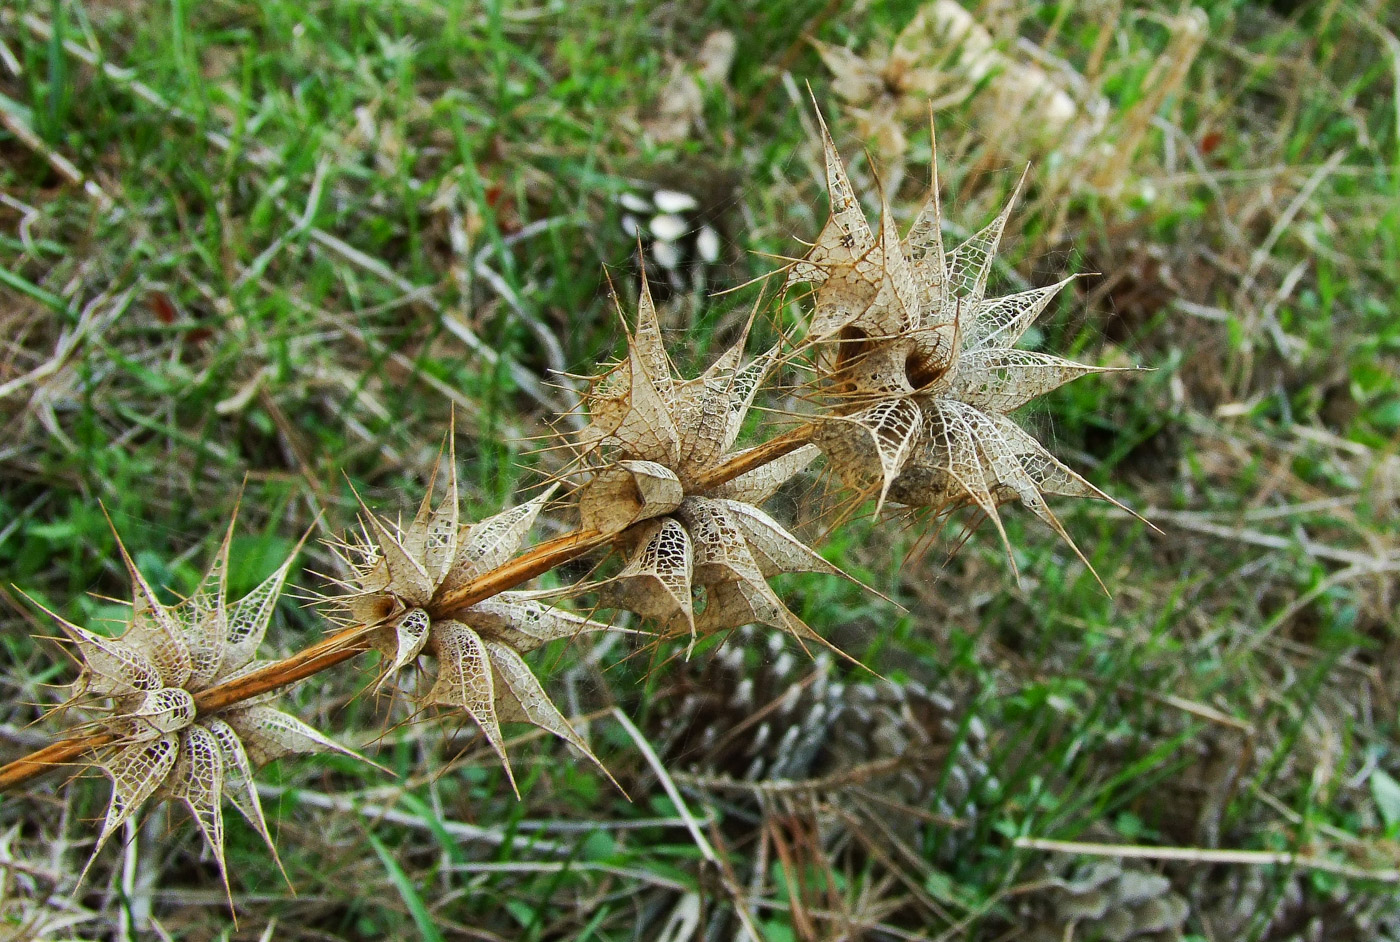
xmin=369 ymin=834 xmax=447 ymax=942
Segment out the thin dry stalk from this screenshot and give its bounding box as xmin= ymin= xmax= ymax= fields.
xmin=1013 ymin=836 xmax=1400 ymax=884
xmin=0 ymin=733 xmax=117 ymax=792
xmin=0 ymin=422 xmax=821 ymax=794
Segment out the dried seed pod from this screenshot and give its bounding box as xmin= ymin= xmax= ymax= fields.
xmin=578 ymin=460 xmax=685 ymax=535
xmin=812 ymin=1 xmax=1088 ymax=171
xmin=789 ymin=109 xmax=1149 ymax=582
xmin=336 ymin=449 xmax=617 ymax=794
xmin=574 ymin=269 xmax=775 ymax=486
xmin=575 ymin=272 xmax=856 ymax=646
xmin=37 ymin=520 xmax=364 ymax=891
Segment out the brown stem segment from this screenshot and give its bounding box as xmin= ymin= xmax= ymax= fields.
xmin=690 ymin=423 xmax=815 ymax=492
xmin=429 ymin=527 xmax=612 ymax=619
xmin=0 ymin=732 xmax=116 ymax=792
xmin=194 ymin=626 xmax=375 ymax=714
xmin=0 ymin=421 xmax=821 ymax=792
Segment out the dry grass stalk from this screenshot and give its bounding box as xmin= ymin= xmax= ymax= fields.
xmin=0 ymin=101 xmax=1144 ymax=904
xmin=1014 ymin=837 xmax=1400 ymax=885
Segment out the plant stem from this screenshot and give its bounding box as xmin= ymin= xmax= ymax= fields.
xmin=0 ymin=422 xmax=818 ymax=793
xmin=429 ymin=527 xmax=612 ymax=619
xmin=194 ymin=626 xmax=376 ymax=714
xmin=0 ymin=732 xmax=116 ymax=791
xmin=690 ymin=423 xmax=814 ymax=491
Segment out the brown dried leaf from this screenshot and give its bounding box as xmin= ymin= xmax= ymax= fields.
xmin=583 ymin=293 xmax=684 ymax=465
xmin=87 ymin=735 xmax=180 ymax=870
xmin=672 ymin=498 xmax=821 ymax=644
xmin=183 ymin=521 xmax=234 ymax=689
xmin=423 ymin=619 xmax=513 ymax=787
xmin=59 ymin=621 xmax=162 ymax=698
xmin=361 ymin=511 xmax=435 ymax=608
xmin=710 ymin=443 xmax=820 ymax=504
xmin=960 ymin=276 xmax=1077 ymax=353
xmin=404 ymin=443 xmax=460 ymax=585
xmin=485 ymin=640 xmax=616 ymax=785
xmin=612 ymin=517 xmax=695 ymax=634
xmin=224 ymin=705 xmax=368 ymax=769
xmin=112 ymin=535 xmax=192 ymax=690
xmin=941 ymin=173 xmax=1023 ymax=311
xmin=693 ymin=578 xmax=816 ymax=643
xmin=466 ymin=594 xmax=614 ymax=653
xmin=816 ymin=398 xmax=923 ymax=511
xmin=578 ymin=460 xmax=684 ymax=535
xmin=949 ymin=350 xmax=1119 ymax=413
xmin=376 ymin=606 xmax=431 ymax=690
xmin=203 ymin=716 xmax=279 ymax=867
xmin=223 ymin=550 xmax=299 ymax=676
xmin=165 ymin=724 xmax=226 ymax=887
xmin=445 ymin=487 xmax=556 ymax=588
xmin=677 ymin=497 xmax=764 ymax=586
xmin=716 ymin=499 xmax=843 ymax=580
xmin=784 ymin=105 xmax=874 ymax=292
xmin=127 ymin=687 xmax=197 ymax=739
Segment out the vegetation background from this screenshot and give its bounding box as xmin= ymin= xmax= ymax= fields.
xmin=1 ymin=0 xmax=1398 ymax=938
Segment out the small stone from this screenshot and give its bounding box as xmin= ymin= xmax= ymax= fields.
xmin=696 ymin=225 xmax=721 ymax=263
xmin=651 ymin=239 xmax=682 ymax=269
xmin=1115 ymin=870 xmax=1171 ymax=905
xmin=654 ymin=189 xmax=700 ymax=213
xmin=1134 ymin=894 xmax=1189 ymax=934
xmin=649 ymin=213 xmax=689 ymax=242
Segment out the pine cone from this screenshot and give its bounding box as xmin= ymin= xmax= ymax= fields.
xmin=653 ymin=626 xmax=994 ymax=851
xmin=1020 ymin=858 xmax=1189 ymax=942
xmin=1192 ymin=864 xmax=1400 ymax=942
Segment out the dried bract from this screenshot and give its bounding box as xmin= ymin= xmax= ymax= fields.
xmin=575 ymin=273 xmax=847 ymax=646
xmin=338 ymin=454 xmax=614 ymax=793
xmin=789 ymin=111 xmax=1144 ymax=579
xmin=814 ymin=1 xmax=1085 ymax=168
xmin=44 ymin=523 xmax=360 ymax=890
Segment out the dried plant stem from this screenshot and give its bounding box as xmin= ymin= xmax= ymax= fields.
xmin=429 ymin=527 xmax=613 ymax=618
xmin=689 ymin=423 xmax=814 ymax=491
xmin=0 ymin=422 xmax=819 ymax=794
xmin=1013 ymin=836 xmax=1400 ymax=884
xmin=0 ymin=732 xmax=117 ymax=791
xmin=194 ymin=625 xmax=377 ymax=714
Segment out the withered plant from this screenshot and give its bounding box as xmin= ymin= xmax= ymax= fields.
xmin=0 ymin=108 xmax=1144 ymax=906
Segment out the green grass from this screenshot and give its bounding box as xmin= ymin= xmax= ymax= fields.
xmin=3 ymin=0 xmax=1400 ymax=938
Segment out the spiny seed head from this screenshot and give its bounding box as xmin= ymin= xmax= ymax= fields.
xmin=335 ymin=450 xmax=616 ymax=794
xmin=574 ymin=268 xmax=779 ymax=487
xmin=40 ymin=519 xmax=361 ymax=894
xmin=788 ymin=107 xmax=1147 ymax=584
xmin=574 ymin=271 xmax=858 ymax=651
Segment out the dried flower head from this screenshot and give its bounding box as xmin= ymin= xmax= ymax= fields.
xmin=337 ymin=451 xmax=614 ymax=793
xmin=574 ymin=273 xmax=851 ymax=646
xmin=813 ymin=1 xmax=1083 ymax=168
xmin=41 ymin=520 xmax=361 ymax=891
xmin=788 ymin=111 xmax=1146 ymax=580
